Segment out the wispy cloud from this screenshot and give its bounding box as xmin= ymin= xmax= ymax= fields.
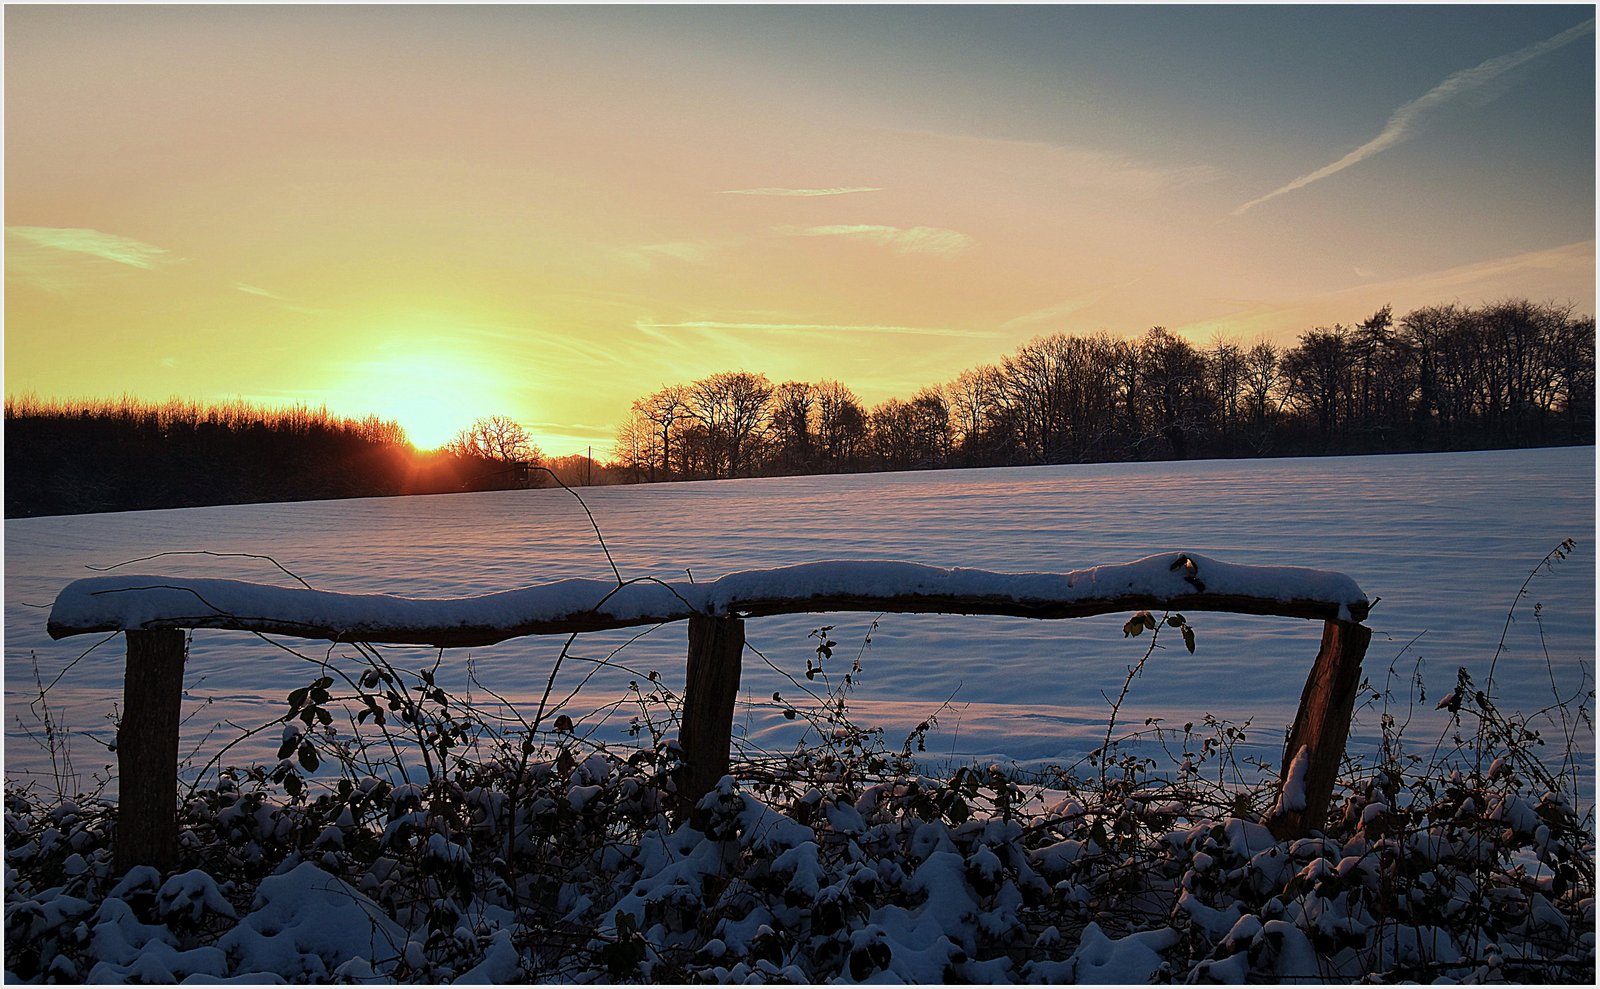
xmin=618 ymin=240 xmax=715 ymax=267
xmin=1001 ymin=279 xmax=1144 ymax=331
xmin=6 ymin=226 xmax=178 ymax=292
xmin=1234 ymin=18 xmax=1595 ymax=215
xmin=776 ymin=224 xmax=973 ymax=255
xmin=1170 ymin=241 xmax=1595 ymax=343
xmin=634 ymin=320 xmax=995 ymax=340
xmin=8 ymin=226 xmax=173 ymax=267
xmin=896 ymin=130 xmax=1217 ymax=196
xmin=719 ymin=186 xmax=883 ymax=197
xmin=233 ymin=282 xmax=286 ymax=299
xmin=526 ymin=420 xmax=618 ymax=443
xmin=231 ymin=280 xmax=326 ymax=315
xmin=365 ymin=316 xmax=625 ymax=374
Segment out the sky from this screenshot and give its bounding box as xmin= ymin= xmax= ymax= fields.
xmin=5 ymin=5 xmax=1595 ymax=453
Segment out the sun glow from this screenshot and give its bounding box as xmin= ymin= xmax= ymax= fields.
xmin=375 ymin=396 xmax=479 ymax=452
xmin=330 ymin=342 xmax=518 ymax=450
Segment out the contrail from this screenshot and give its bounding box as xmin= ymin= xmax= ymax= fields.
xmin=1234 ymin=18 xmax=1594 ymax=215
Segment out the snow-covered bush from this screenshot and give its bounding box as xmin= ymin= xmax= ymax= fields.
xmin=6 ymin=654 xmax=1593 ymax=984
xmin=5 ymin=545 xmax=1592 ymax=983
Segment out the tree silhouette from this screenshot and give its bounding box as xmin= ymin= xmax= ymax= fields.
xmin=770 ymin=381 xmax=816 ymax=473
xmin=572 ymin=298 xmax=1594 ymax=490
xmin=634 ymin=386 xmax=686 ymax=480
xmin=814 ymin=380 xmax=868 ymax=471
xmin=687 ymin=371 xmax=772 ymax=478
xmin=448 ymin=416 xmax=541 ymax=464
xmin=11 ymin=295 xmax=1591 ymax=517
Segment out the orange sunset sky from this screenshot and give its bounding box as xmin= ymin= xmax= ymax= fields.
xmin=5 ymin=5 xmax=1595 ymax=453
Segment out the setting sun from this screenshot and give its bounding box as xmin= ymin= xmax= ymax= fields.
xmin=311 ymin=315 xmax=529 ymax=450
xmin=330 ymin=351 xmax=512 ymax=450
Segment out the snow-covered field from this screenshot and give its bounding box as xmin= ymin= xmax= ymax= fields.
xmin=5 ymin=447 xmax=1594 ymax=791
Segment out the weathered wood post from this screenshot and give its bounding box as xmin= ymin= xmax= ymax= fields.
xmin=677 ymin=615 xmax=745 ymax=813
xmin=116 ymin=629 xmax=187 ymax=873
xmin=1270 ymin=618 xmax=1372 ymax=839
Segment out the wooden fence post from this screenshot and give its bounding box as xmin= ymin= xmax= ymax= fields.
xmin=1270 ymin=619 xmax=1371 ymax=839
xmin=677 ymin=615 xmax=745 ymax=813
xmin=116 ymin=629 xmax=186 ymax=874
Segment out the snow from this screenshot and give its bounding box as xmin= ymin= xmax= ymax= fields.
xmin=1272 ymin=744 xmax=1312 ymax=817
xmin=45 ymin=552 xmax=1368 ymax=641
xmin=213 ymin=861 xmax=404 ymax=980
xmin=5 ymin=731 xmax=1591 ymax=984
xmin=156 ymin=870 xmax=236 ymax=923
xmin=6 ymin=447 xmax=1593 ymax=785
xmin=1057 ymin=921 xmax=1180 ymax=983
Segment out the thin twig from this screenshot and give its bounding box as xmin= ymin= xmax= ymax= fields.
xmin=87 ymin=549 xmax=317 ymax=589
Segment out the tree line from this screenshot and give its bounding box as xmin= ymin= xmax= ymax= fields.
xmin=2 ymin=398 xmax=562 ymax=517
xmin=611 ymin=299 xmax=1594 ymax=480
xmin=6 ymin=298 xmax=1592 ymax=516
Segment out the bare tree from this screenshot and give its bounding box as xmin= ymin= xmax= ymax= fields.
xmin=1283 ymin=327 xmax=1354 ymax=442
xmin=1242 ymin=340 xmax=1285 ymax=451
xmin=612 ymin=409 xmax=657 ymax=482
xmin=814 ymin=380 xmax=868 ymax=471
xmin=1548 ymin=308 xmax=1596 ymax=441
xmin=769 ymin=381 xmax=816 ymax=474
xmin=1000 ymin=335 xmax=1067 ymax=463
xmin=449 ymin=415 xmax=541 ymax=464
xmin=1205 ymin=336 xmax=1245 ymax=448
xmin=947 ymin=365 xmax=1003 ymax=461
xmin=1136 ymin=327 xmax=1210 ymax=459
xmin=908 ymin=388 xmax=954 ymax=466
xmin=1400 ymin=303 xmax=1468 ymax=442
xmin=687 ymin=371 xmax=773 ymax=478
xmin=634 ymin=386 xmax=686 ymax=480
xmin=867 ymin=398 xmax=915 ymax=469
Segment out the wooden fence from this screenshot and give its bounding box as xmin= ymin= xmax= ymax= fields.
xmin=46 ymin=552 xmax=1371 ymax=872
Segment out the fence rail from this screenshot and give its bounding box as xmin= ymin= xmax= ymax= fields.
xmin=46 ymin=551 xmax=1372 ymax=872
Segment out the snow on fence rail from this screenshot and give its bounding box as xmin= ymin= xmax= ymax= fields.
xmin=46 ymin=551 xmax=1372 ymax=872
xmin=48 ymin=552 xmax=1369 ymax=642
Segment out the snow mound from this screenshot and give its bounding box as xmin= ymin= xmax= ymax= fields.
xmin=214 ymin=861 xmax=403 ymax=980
